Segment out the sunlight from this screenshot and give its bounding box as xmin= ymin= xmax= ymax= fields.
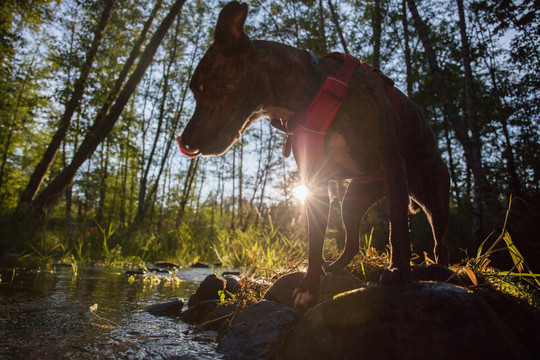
xmin=293 ymin=185 xmax=310 ymax=202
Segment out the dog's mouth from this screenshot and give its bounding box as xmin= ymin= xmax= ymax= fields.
xmin=176 ymin=136 xmax=201 ymax=158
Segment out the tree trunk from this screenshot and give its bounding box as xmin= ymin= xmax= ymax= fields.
xmin=18 ymin=0 xmax=114 ymax=207
xmin=457 ymin=0 xmax=485 ymax=237
xmin=443 ymin=118 xmax=460 ymax=207
xmin=134 ymin=53 xmax=174 ymax=224
xmin=372 ymin=0 xmax=382 ymax=69
xmin=318 ymin=0 xmax=328 ymax=54
xmin=238 ymin=141 xmax=244 ymax=227
xmin=401 ymin=0 xmax=413 ymax=96
xmin=230 ymin=145 xmax=237 ymax=229
xmin=176 ymin=157 xmax=199 ymax=226
xmin=13 ymin=0 xmax=186 ymax=222
xmin=327 ymin=0 xmax=349 ymax=54
xmin=96 ymin=139 xmax=110 ymax=224
xmin=0 ymin=35 xmax=43 ymax=192
xmin=406 ymin=0 xmax=504 ymax=229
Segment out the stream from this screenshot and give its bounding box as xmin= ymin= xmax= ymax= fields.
xmin=0 ymin=265 xmax=224 ymax=359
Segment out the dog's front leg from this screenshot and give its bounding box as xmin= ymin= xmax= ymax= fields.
xmin=293 ymin=182 xmax=329 ymax=309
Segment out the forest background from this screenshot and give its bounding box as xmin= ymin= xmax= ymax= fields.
xmin=0 ymin=0 xmax=538 ymax=272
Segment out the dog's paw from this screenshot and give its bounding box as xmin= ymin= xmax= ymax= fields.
xmin=292 ymin=287 xmax=315 ymax=309
xmin=292 ymin=270 xmax=325 ymax=310
xmin=378 ymin=266 xmax=413 ymax=285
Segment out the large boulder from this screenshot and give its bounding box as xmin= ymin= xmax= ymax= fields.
xmin=284 ymin=282 xmax=534 ymax=360
xmin=218 ymin=300 xmax=298 ymax=359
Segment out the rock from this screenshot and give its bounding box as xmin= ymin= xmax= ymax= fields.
xmin=284 ymin=282 xmax=533 ymax=360
xmin=264 ymin=271 xmax=364 ymax=308
xmin=188 ymin=274 xmax=227 ymax=307
xmin=154 ymin=261 xmax=180 ymax=268
xmin=145 ymin=298 xmax=184 ymax=317
xmin=476 ymin=289 xmax=540 ymax=358
xmin=200 ymin=302 xmax=239 ymax=330
xmin=218 ymin=300 xmax=298 ymax=359
xmin=223 ymin=274 xmax=241 ymax=294
xmin=125 ymin=269 xmax=144 ymax=276
xmin=191 ymin=261 xmax=210 ymax=268
xmin=412 ymin=264 xmax=464 ymax=285
xmin=222 ymin=271 xmax=241 ymax=276
xmin=180 ymin=300 xmax=220 ymax=324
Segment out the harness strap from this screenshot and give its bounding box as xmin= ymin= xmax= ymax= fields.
xmin=286 ymin=52 xmax=402 ymax=185
xmin=302 ymin=54 xmax=360 ymax=134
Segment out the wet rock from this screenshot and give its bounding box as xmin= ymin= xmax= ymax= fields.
xmin=264 ymin=271 xmax=364 ymax=308
xmin=188 ymin=274 xmax=227 ymax=307
xmin=145 ymin=298 xmax=184 ymax=317
xmin=223 ymin=274 xmax=241 ymax=294
xmin=218 ymin=300 xmax=298 ymax=359
xmin=284 ymin=282 xmax=533 ymax=360
xmin=180 ymin=300 xmax=220 ymax=324
xmin=412 ymin=264 xmax=464 ymax=285
xmin=222 ymin=271 xmax=241 ymax=276
xmin=191 ymin=262 xmax=210 ymax=268
xmin=125 ymin=269 xmax=144 ymax=276
xmin=154 ymin=261 xmax=180 ymax=269
xmin=199 ymin=302 xmax=239 ymax=331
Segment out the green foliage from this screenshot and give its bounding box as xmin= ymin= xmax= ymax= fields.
xmin=212 ymin=218 xmax=307 ymax=272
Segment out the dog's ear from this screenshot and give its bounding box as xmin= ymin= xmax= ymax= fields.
xmin=214 ymin=1 xmax=251 ymax=57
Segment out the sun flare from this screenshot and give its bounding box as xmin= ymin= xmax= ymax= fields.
xmin=293 ymin=185 xmax=310 ymax=202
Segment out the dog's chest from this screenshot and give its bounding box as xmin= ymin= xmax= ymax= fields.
xmin=325 ymin=133 xmax=374 ymax=179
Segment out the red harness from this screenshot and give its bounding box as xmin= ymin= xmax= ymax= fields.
xmin=288 ymin=52 xmax=402 ymax=184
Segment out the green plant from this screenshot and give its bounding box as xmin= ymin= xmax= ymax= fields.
xmin=95 ymin=221 xmax=117 ymax=265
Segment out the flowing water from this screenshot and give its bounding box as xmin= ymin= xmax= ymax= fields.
xmin=0 ymin=265 xmax=224 ymax=359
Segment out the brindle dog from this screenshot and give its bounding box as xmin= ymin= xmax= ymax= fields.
xmin=178 ymin=1 xmax=450 ymax=308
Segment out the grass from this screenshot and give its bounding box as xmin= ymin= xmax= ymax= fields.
xmin=212 ymin=220 xmax=307 ymax=273
xmin=5 ymin=198 xmax=539 ymax=309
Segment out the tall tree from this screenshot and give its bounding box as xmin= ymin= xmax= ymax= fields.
xmin=327 ymin=0 xmax=349 ymax=54
xmin=13 ymin=0 xmax=186 ymax=223
xmin=406 ymin=0 xmax=504 ymax=230
xmin=372 ymin=0 xmax=383 ymax=68
xmin=18 ymin=0 xmax=115 ymax=207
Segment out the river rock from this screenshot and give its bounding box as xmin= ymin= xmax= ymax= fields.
xmin=264 ymin=271 xmax=364 ymax=308
xmin=188 ymin=274 xmax=227 ymax=307
xmin=411 ymin=263 xmax=464 ymax=285
xmin=145 ymin=297 xmax=184 ymax=317
xmin=180 ymin=300 xmax=220 ymax=324
xmin=154 ymin=261 xmax=180 ymax=269
xmin=218 ymin=300 xmax=298 ymax=359
xmin=284 ymin=282 xmax=533 ymax=360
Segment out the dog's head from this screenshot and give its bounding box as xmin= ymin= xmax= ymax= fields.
xmin=178 ymin=1 xmax=266 ymax=158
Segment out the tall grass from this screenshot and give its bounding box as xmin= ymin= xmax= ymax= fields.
xmin=212 ymin=218 xmax=307 ymax=272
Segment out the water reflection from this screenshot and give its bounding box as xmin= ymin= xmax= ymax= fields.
xmin=0 ymin=266 xmax=224 ymax=359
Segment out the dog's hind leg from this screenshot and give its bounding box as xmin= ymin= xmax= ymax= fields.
xmin=327 ymin=180 xmax=383 ymax=273
xmin=408 ymin=158 xmax=450 ymax=265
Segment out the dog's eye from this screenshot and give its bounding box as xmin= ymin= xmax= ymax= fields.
xmin=198 ymin=84 xmax=203 ymax=94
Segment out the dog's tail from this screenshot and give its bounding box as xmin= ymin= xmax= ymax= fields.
xmin=409 ymin=199 xmax=422 ymax=215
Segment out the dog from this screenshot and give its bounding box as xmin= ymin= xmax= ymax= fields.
xmin=178 ymin=1 xmax=450 ymax=308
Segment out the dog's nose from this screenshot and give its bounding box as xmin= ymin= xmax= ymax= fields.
xmin=176 ymin=136 xmax=200 ymax=158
